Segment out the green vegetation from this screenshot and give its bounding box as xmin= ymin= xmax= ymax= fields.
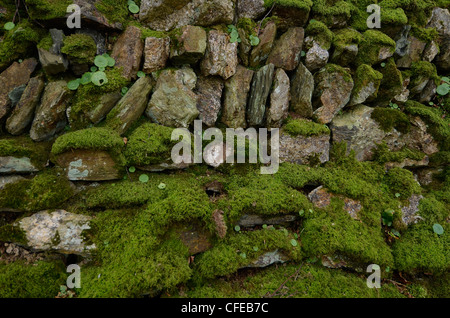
xmin=25 ymin=0 xmax=72 ymax=20
xmin=95 ymin=0 xmax=130 ymax=25
xmin=283 ymin=118 xmax=330 ymax=137
xmin=61 ymin=34 xmax=97 ymax=65
xmin=373 ymin=143 xmax=426 ymax=164
xmin=357 ymin=30 xmax=396 ymax=65
xmin=305 ymin=20 xmax=334 ymax=50
xmin=352 ymin=64 xmax=383 ymax=101
xmin=371 ymin=107 xmax=411 ymax=134
xmin=264 ymin=0 xmax=313 ymax=10
xmin=0 ymin=137 xmax=50 ymax=169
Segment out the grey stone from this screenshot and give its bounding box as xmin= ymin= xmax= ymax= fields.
xmin=279 ymin=130 xmax=330 ymax=165
xmin=247 ymin=63 xmax=275 ymax=127
xmin=290 ymin=62 xmax=314 ymax=118
xmin=195 ymin=75 xmax=224 ymax=127
xmin=143 ymin=36 xmax=170 ymax=73
xmin=266 ymin=68 xmax=290 ymax=128
xmin=401 ymin=194 xmax=424 ymax=226
xmin=306 ymin=42 xmax=329 ymax=72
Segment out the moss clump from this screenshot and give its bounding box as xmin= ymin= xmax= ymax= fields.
xmin=352 ymin=64 xmax=383 ymax=101
xmin=0 ymin=260 xmax=66 ymax=298
xmin=411 ymin=26 xmax=439 ymax=42
xmin=140 ymin=28 xmax=170 ymax=39
xmin=373 ymin=143 xmax=426 ymax=164
xmin=409 ymin=61 xmax=439 ymax=87
xmin=95 ymin=0 xmax=129 ymax=25
xmin=25 ymin=0 xmax=72 ymax=20
xmin=393 ymin=222 xmax=449 ymax=274
xmin=384 ymin=167 xmax=422 ymax=198
xmin=0 ymin=171 xmax=74 ymax=212
xmin=376 ymin=58 xmax=404 ymax=103
xmin=37 ymin=33 xmax=53 ymax=51
xmin=0 ymin=223 xmax=27 ymax=245
xmin=371 ymin=107 xmax=411 ymax=134
xmin=194 ymin=229 xmax=302 ymax=280
xmin=61 ymin=34 xmax=97 ymax=65
xmin=264 ymin=0 xmax=313 ymax=10
xmin=0 ymin=137 xmax=50 ymax=169
xmin=283 ymin=118 xmax=330 ymax=137
xmin=0 ymin=21 xmax=42 ymax=70
xmin=305 ymin=19 xmax=334 ymax=50
xmin=124 ymin=123 xmax=180 ymax=166
xmin=357 ymin=30 xmax=396 ymax=65
xmin=311 ymin=0 xmax=355 ymax=27
xmin=333 ymin=27 xmax=363 ymax=46
xmin=322 ymin=63 xmax=354 ymax=83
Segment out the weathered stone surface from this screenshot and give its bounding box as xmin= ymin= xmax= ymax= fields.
xmin=312 ymin=65 xmax=354 ymax=124
xmin=308 ymin=186 xmax=361 ymax=220
xmin=30 ymin=80 xmax=72 ymax=142
xmin=0 ymin=176 xmax=26 ymax=190
xmin=195 ymin=76 xmax=224 ymax=126
xmin=237 ymin=214 xmax=297 ymax=227
xmin=55 ymin=149 xmax=122 ymax=181
xmin=7 ymin=85 xmax=26 ymax=109
xmin=243 ymin=250 xmax=289 ymax=268
xmin=111 ymin=26 xmax=144 ymax=80
xmin=170 ymin=25 xmax=206 ymax=65
xmin=201 ymin=30 xmax=238 ymax=80
xmin=138 ymin=160 xmax=192 ymax=172
xmin=401 ymin=194 xmax=424 ymax=226
xmin=396 ymin=36 xmax=427 ymax=68
xmin=279 ymin=130 xmax=330 ymax=165
xmin=418 ymin=79 xmax=437 ymax=103
xmin=237 ymin=27 xmax=252 ymax=66
xmin=176 ymin=223 xmax=212 ymax=255
xmin=290 ymin=62 xmax=314 ymax=118
xmin=422 ymin=41 xmax=439 ymax=62
xmin=6 ymin=76 xmax=45 ymax=135
xmin=348 ymin=65 xmax=382 ymax=106
xmin=267 ymin=27 xmax=304 ymax=71
xmin=107 ymin=76 xmax=153 ymax=135
xmin=394 ymin=77 xmax=411 ymax=103
xmin=221 ymin=65 xmax=254 ymax=128
xmin=0 ymin=58 xmax=38 ymax=121
xmin=435 ymin=37 xmax=450 ymax=71
xmin=0 ymin=157 xmax=40 ymax=174
xmin=38 ymin=29 xmax=68 ymax=75
xmin=143 ymin=36 xmax=170 ymax=73
xmin=331 ymin=43 xmax=358 ymax=67
xmin=271 ymin=4 xmax=310 ymax=30
xmin=17 ymin=210 xmax=95 ymax=255
xmin=267 ymin=68 xmax=290 ymax=128
xmin=86 ymin=91 xmax=122 ymax=124
xmin=305 ymin=42 xmax=329 ymax=72
xmin=146 ymin=68 xmax=199 ymax=128
xmin=139 ymin=0 xmax=234 ymax=31
xmin=247 ymin=63 xmax=274 ymax=127
xmin=395 ymin=25 xmax=411 ymax=57
xmin=249 ymin=21 xmax=277 ymax=68
xmin=212 ymin=209 xmax=227 ymax=239
xmin=72 ymin=0 xmax=123 ymax=30
xmin=237 ymin=0 xmax=266 ymax=19
xmin=427 ymin=7 xmax=450 ymax=71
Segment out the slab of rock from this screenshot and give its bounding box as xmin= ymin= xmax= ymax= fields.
xmin=267 ymin=27 xmax=304 ymax=71
xmin=306 ymin=42 xmax=329 ymax=72
xmin=55 ymin=149 xmax=123 ymax=181
xmin=71 ymin=0 xmax=123 ymax=30
xmin=435 ymin=38 xmax=450 ymax=71
xmin=111 ymin=26 xmax=144 ymax=80
xmin=308 ymin=186 xmax=361 ymax=220
xmin=221 ymin=65 xmax=254 ymax=128
xmin=237 ymin=214 xmax=297 ymax=227
xmin=422 ymin=41 xmax=439 ymax=62
xmin=266 ymin=68 xmax=290 ymax=128
xmin=195 ymin=76 xmax=224 ymax=126
xmin=247 ymin=63 xmax=275 ymax=127
xmin=348 ymin=64 xmax=382 ymax=106
xmin=201 ymin=30 xmax=238 ymax=80
xmin=271 ymin=3 xmax=310 ymax=30
xmin=279 ymin=130 xmax=330 ymax=165
xmin=290 ymin=62 xmax=314 ymax=118
xmin=396 ymin=36 xmax=427 ymax=68
xmin=249 ymin=21 xmax=277 ymax=68
xmin=0 ymin=156 xmax=40 ymax=174
xmin=0 ymin=58 xmax=38 ymax=121
xmin=401 ymin=194 xmax=424 ymax=226
xmin=38 ymin=29 xmax=68 ymax=75
xmin=237 ymin=0 xmax=266 ymax=19
xmin=106 ymin=76 xmax=153 ymax=135
xmin=17 ymin=210 xmax=96 ymax=255
xmin=30 ymin=80 xmax=73 ymax=142
xmin=86 ymin=91 xmax=122 ymax=124
xmin=146 ymin=68 xmax=199 ymax=128
xmin=6 ymin=76 xmax=45 ymax=135
xmin=143 ymin=36 xmax=170 ymax=74
xmin=312 ymin=65 xmax=354 ymax=124
xmin=243 ymin=250 xmax=289 ymax=269
xmin=170 ymin=25 xmax=207 ymax=65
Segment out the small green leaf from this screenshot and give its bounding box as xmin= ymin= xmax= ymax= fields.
xmin=137 ymin=71 xmax=145 ymax=78
xmin=121 ymin=87 xmax=129 ymax=95
xmin=129 ymin=3 xmax=140 ymax=14
xmin=395 ymin=193 xmax=401 ymax=198
xmin=128 ymin=166 xmax=136 ymax=173
xmin=158 ymin=183 xmax=166 ymax=190
xmin=234 ymin=225 xmax=241 ymax=232
xmin=139 ymin=174 xmax=149 ymax=183
xmin=433 ymin=223 xmax=444 ymax=235
xmin=441 ymin=77 xmax=450 ymax=84
xmin=91 ymin=71 xmax=108 ymax=86
xmin=299 ymin=209 xmax=304 ymax=216
xmin=240 ymin=252 xmax=247 ymax=259
xmin=436 ymin=83 xmax=449 ymax=96
xmin=301 ymin=50 xmax=306 ymax=57
xmin=249 ymin=34 xmax=260 ymax=46
xmin=67 ymin=79 xmax=80 ymax=90
xmin=294 ymin=233 xmax=298 ymax=239
xmin=90 ymin=66 xmax=98 ymax=72
xmin=429 ymin=102 xmax=434 ymax=106
xmin=391 ymin=229 xmax=401 ymax=237
xmin=253 ymin=246 xmax=259 ymax=252
xmin=381 ymin=62 xmax=386 ymax=68
xmin=107 ymin=57 xmax=115 ymax=67
xmin=4 ymin=22 xmax=15 ymax=30
xmin=80 ymin=72 xmax=92 ymax=85
xmin=290 ymin=239 xmax=298 ymax=247
xmin=94 ymin=55 xmax=108 ymax=68
xmin=385 ymin=266 xmax=390 ymax=272
xmin=262 ymin=224 xmax=267 ymax=229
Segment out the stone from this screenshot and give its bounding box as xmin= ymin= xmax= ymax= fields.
xmin=237 ymin=27 xmax=253 ymax=66
xmin=0 ymin=157 xmax=40 ymax=174
xmin=86 ymin=91 xmax=122 ymax=125
xmin=106 ymin=76 xmax=153 ymax=135
xmin=348 ymin=65 xmax=382 ymax=106
xmin=111 ymin=26 xmax=144 ymax=80
xmin=201 ymin=30 xmax=238 ymax=80
xmin=237 ymin=0 xmax=266 ymax=19
xmin=139 ymin=0 xmax=234 ymax=31
xmin=331 ymin=44 xmax=358 ymax=67
xmin=0 ymin=58 xmax=38 ymax=121
xmin=279 ymin=130 xmax=330 ymax=165
xmin=30 ymin=80 xmax=73 ymax=142
xmin=305 ymin=42 xmax=329 ymax=72
xmin=422 ymin=41 xmax=439 ymax=62
xmin=0 ymin=176 xmax=26 ymax=190
xmin=237 ymin=214 xmax=297 ymax=227
xmin=6 ymin=76 xmax=45 ymax=135
xmin=267 ymin=27 xmax=304 ymax=71
xmin=221 ymin=65 xmax=254 ymax=128
xmin=55 ymin=149 xmax=123 ymax=181
xmin=170 ymin=25 xmax=207 ymax=65
xmin=435 ymin=38 xmax=450 ymax=71
xmin=418 ymin=79 xmax=437 ymax=103
xmin=426 ymin=7 xmax=450 ymax=39
xmin=72 ymin=0 xmax=123 ymax=30
xmin=394 ymin=77 xmax=411 ymax=103
xmin=203 ymin=142 xmax=234 ymax=168
xmin=271 ymin=3 xmax=310 ymax=30
xmin=401 ymin=194 xmax=424 ymax=226
xmin=212 ymin=209 xmax=227 ymax=239
xmin=243 ymin=250 xmax=289 ymax=268
xmin=146 ymin=68 xmax=199 ymax=128
xmin=290 ymin=62 xmax=314 ymax=118
xmin=266 ymin=68 xmax=290 ymax=128
xmin=396 ymin=36 xmax=427 ymax=68
xmin=308 ymin=186 xmax=361 ymax=220
xmin=138 ymin=160 xmax=192 ymax=172
xmin=394 ymin=25 xmax=411 ymax=57
xmin=38 ymin=29 xmax=69 ymax=75
xmin=17 ymin=210 xmax=96 ymax=255
xmin=312 ymin=65 xmax=354 ymax=124
xmin=143 ymin=36 xmax=170 ymax=74
xmin=176 ymin=223 xmax=212 ymax=255
xmin=7 ymin=85 xmax=26 ymax=109
xmin=249 ymin=21 xmax=277 ymax=68
xmin=195 ymin=76 xmax=224 ymax=127
xmin=76 ymin=28 xmax=107 ymax=55
xmin=247 ymin=63 xmax=275 ymax=127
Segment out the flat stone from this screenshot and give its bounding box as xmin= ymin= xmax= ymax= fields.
xmin=195 ymin=75 xmax=224 ymax=126
xmin=237 ymin=214 xmax=297 ymax=227
xmin=401 ymin=194 xmax=424 ymax=226
xmin=170 ymin=25 xmax=207 ymax=65
xmin=308 ymin=186 xmax=361 ymax=220
xmin=86 ymin=91 xmax=122 ymax=124
xmin=243 ymin=250 xmax=289 ymax=268
xmin=237 ymin=0 xmax=266 ymax=19
xmin=143 ymin=36 xmax=170 ymax=74
xmin=0 ymin=176 xmax=26 ymax=190
xmin=0 ymin=157 xmax=40 ymax=174
xmin=279 ymin=131 xmax=330 ymax=165
xmin=175 ymin=223 xmax=212 ymax=255
xmin=247 ymin=63 xmax=275 ymax=127
xmin=267 ymin=27 xmax=304 ymax=71
xmin=305 ymin=42 xmax=329 ymax=72
xmin=266 ymin=68 xmax=290 ymax=128
xmin=249 ymin=22 xmax=277 ymax=68
xmin=290 ymin=62 xmax=314 ymax=118
xmin=111 ymin=26 xmax=144 ymax=80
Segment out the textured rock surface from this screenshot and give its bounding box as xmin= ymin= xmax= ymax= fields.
xmin=146 ymin=68 xmax=199 ymax=128
xmin=237 ymin=214 xmax=297 ymax=227
xmin=170 ymin=25 xmax=207 ymax=65
xmin=111 ymin=26 xmax=144 ymax=80
xmin=290 ymin=62 xmax=314 ymax=117
xmin=279 ymin=130 xmax=330 ymax=165
xmin=30 ymin=80 xmax=72 ymax=142
xmin=237 ymin=0 xmax=266 ymax=19
xmin=266 ymin=68 xmax=290 ymax=128
xmin=221 ymin=65 xmax=254 ymax=128
xmin=143 ymin=36 xmax=170 ymax=74
xmin=401 ymin=194 xmax=424 ymax=226
xmin=201 ymin=30 xmax=238 ymax=80
xmin=249 ymin=22 xmax=277 ymax=68
xmin=306 ymin=42 xmax=329 ymax=72
xmin=0 ymin=156 xmax=40 ymax=174
xmin=267 ymin=27 xmax=304 ymax=71
xmin=247 ymin=64 xmax=274 ymax=127
xmin=86 ymin=91 xmax=122 ymax=125
xmin=195 ymin=76 xmax=224 ymax=127
xmin=308 ymin=186 xmax=361 ymax=220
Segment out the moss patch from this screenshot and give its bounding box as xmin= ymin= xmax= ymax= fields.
xmin=25 ymin=0 xmax=72 ymax=20
xmin=0 ymin=137 xmax=50 ymax=169
xmin=371 ymin=107 xmax=411 ymax=134
xmin=61 ymin=34 xmax=97 ymax=65
xmin=305 ymin=19 xmax=333 ymax=50
xmin=357 ymin=30 xmax=396 ymax=65
xmin=283 ymin=118 xmax=330 ymax=137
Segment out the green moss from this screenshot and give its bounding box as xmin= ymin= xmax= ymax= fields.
xmin=393 ymin=222 xmax=449 ymax=273
xmin=0 ymin=171 xmax=74 ymax=212
xmin=357 ymin=30 xmax=396 ymax=65
xmin=311 ymin=0 xmax=355 ymax=27
xmin=371 ymin=107 xmax=411 ymax=134
xmin=376 ymin=58 xmax=404 ymax=103
xmin=379 ymin=0 xmax=437 ymax=27
xmin=140 ymin=28 xmax=169 ymax=40
xmin=0 ymin=260 xmax=66 ymax=298
xmin=409 ymin=61 xmax=439 ymax=87
xmin=0 ymin=136 xmax=50 ymax=169
xmin=322 ymin=63 xmax=353 ymax=83
xmin=305 ymin=19 xmax=334 ymax=50
xmin=411 ymin=26 xmax=439 ymax=42
xmin=333 ymin=27 xmax=363 ymax=46
xmin=194 ymin=229 xmax=302 ymax=280
xmin=264 ymin=0 xmax=313 ymax=10
xmin=25 ymin=0 xmax=72 ymax=20
xmin=283 ymin=118 xmax=330 ymax=137
xmin=0 ymin=223 xmax=27 ymax=245
xmin=352 ymin=64 xmax=383 ymax=101
xmin=61 ymin=34 xmax=97 ymax=65
xmin=373 ymin=143 xmax=426 ymax=164
xmin=384 ymin=167 xmax=422 ymax=198
xmin=37 ymin=33 xmax=53 ymax=51
xmin=95 ymin=0 xmax=129 ymax=25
